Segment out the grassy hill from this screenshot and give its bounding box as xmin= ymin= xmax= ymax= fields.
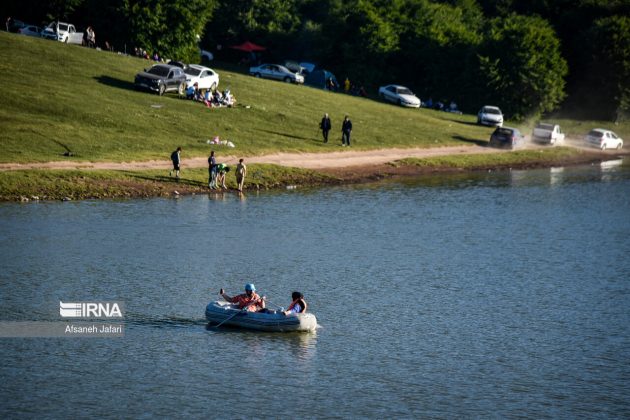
xmin=0 ymin=32 xmax=627 ymax=201
xmin=1 ymin=32 xmax=628 ymax=165
xmin=0 ymin=32 xmax=504 ymax=164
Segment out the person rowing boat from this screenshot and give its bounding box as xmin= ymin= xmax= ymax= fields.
xmin=219 ymin=283 xmax=265 ymax=312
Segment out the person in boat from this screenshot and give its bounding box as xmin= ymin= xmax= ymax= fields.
xmin=283 ymin=291 xmax=307 ymax=315
xmin=219 ymin=283 xmax=265 ymax=312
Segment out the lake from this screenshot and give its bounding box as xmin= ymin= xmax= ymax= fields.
xmin=1 ymin=160 xmax=629 ymax=418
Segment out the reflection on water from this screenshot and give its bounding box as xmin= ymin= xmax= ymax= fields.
xmin=0 ymin=160 xmax=629 ymax=418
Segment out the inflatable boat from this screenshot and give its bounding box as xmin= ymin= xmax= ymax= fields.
xmin=205 ymin=301 xmax=317 ymax=332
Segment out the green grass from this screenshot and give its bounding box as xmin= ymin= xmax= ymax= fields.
xmin=0 ymin=32 xmax=627 ymax=201
xmin=6 ymin=31 xmax=624 ymax=165
xmin=395 ymin=147 xmax=586 ymax=169
xmin=0 ymin=164 xmax=338 ymax=201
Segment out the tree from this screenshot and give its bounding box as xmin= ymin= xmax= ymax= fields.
xmin=477 ymin=14 xmax=568 ymax=119
xmin=122 ymin=0 xmax=215 ymax=62
xmin=585 ymin=15 xmax=630 ymax=121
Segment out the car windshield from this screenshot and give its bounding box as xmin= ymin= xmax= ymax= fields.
xmin=496 ymin=128 xmax=512 ymax=135
xmin=147 ymin=66 xmax=169 ymax=77
xmin=588 ymin=130 xmax=603 ymax=138
xmin=536 ymin=123 xmax=554 ymax=130
xmin=398 ymin=88 xmax=413 ymax=95
xmin=58 ymin=24 xmax=68 ymax=31
xmin=484 ymin=107 xmax=501 ymax=115
xmin=184 ymin=68 xmax=201 ymax=76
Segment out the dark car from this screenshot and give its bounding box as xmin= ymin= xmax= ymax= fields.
xmin=489 ymin=127 xmax=525 ymax=149
xmin=134 ymin=64 xmax=187 ymax=96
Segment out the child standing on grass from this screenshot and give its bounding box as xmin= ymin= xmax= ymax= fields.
xmin=236 ymin=159 xmax=247 ymax=192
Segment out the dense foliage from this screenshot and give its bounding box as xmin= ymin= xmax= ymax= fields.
xmin=2 ymin=0 xmax=629 ymax=120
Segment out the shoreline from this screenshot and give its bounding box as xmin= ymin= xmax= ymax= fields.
xmin=2 ymin=147 xmax=626 ymax=202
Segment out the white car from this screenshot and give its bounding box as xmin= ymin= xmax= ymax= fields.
xmin=586 ymin=129 xmax=623 ymax=150
xmin=477 ymin=106 xmax=504 ymax=127
xmin=41 ymin=21 xmax=82 ymax=44
xmin=378 ymin=85 xmax=421 ymax=108
xmin=249 ymin=64 xmax=304 ymax=84
xmin=17 ymin=25 xmax=42 ymax=37
xmin=184 ymin=64 xmax=219 ymax=90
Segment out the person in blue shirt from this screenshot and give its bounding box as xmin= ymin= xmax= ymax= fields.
xmin=207 ymin=151 xmax=217 ymax=188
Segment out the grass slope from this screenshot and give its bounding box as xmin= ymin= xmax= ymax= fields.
xmin=0 ymin=32 xmax=506 ymax=163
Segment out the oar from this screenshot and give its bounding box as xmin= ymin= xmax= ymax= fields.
xmin=214 ymin=295 xmax=264 ymax=328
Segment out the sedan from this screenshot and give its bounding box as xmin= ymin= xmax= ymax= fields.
xmin=134 ymin=64 xmax=187 ymax=96
xmin=17 ymin=25 xmax=42 ymax=37
xmin=586 ymin=129 xmax=623 ymax=150
xmin=249 ymin=64 xmax=304 ymax=84
xmin=477 ymin=105 xmax=504 ymax=127
xmin=378 ymin=85 xmax=421 ymax=108
xmin=489 ymin=127 xmax=524 ymax=149
xmin=184 ymin=64 xmax=219 ymax=90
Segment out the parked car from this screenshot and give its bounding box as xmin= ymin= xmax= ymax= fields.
xmin=585 ymin=129 xmax=624 ymax=150
xmin=305 ymin=69 xmax=339 ymax=91
xmin=249 ymin=64 xmax=304 ymax=84
xmin=378 ymin=85 xmax=421 ymax=108
xmin=7 ymin=19 xmax=27 ymax=33
xmin=41 ymin=21 xmax=83 ymax=44
xmin=134 ymin=64 xmax=187 ymax=96
xmin=17 ymin=25 xmax=42 ymax=37
xmin=489 ymin=126 xmax=525 ymax=149
xmin=477 ymin=106 xmax=504 ymax=127
xmin=532 ymin=122 xmax=565 ymax=145
xmin=184 ymin=64 xmax=219 ymax=90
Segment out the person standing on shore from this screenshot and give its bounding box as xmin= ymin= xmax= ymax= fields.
xmin=320 ymin=113 xmax=331 ymax=143
xmin=236 ymin=158 xmax=247 ymax=192
xmin=341 ymin=115 xmax=352 ymax=147
xmin=170 ymin=147 xmax=181 ymax=179
xmin=208 ymin=151 xmax=217 ymax=189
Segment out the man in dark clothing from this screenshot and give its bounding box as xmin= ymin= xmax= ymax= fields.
xmin=170 ymin=147 xmax=181 ymax=178
xmin=320 ymin=113 xmax=332 ymax=143
xmin=341 ymin=115 xmax=352 ymax=146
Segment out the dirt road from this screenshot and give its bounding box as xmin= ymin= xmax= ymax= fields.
xmin=0 ymin=141 xmax=624 ymax=172
xmin=0 ymin=145 xmax=503 ymax=171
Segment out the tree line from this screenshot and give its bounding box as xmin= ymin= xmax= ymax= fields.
xmin=3 ymin=0 xmax=629 ymax=121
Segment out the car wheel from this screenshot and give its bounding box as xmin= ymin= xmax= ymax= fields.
xmin=254 ymin=73 xmax=261 ymax=78
xmin=284 ymin=77 xmax=292 ymax=83
xmin=211 ymin=82 xmax=217 ymax=91
xmin=477 ymin=118 xmax=481 ymax=125
xmin=601 ymin=143 xmax=607 ymax=151
xmin=616 ymin=142 xmax=622 ymax=150
xmin=177 ymin=82 xmax=185 ymax=96
xmin=158 ymin=84 xmax=165 ymax=96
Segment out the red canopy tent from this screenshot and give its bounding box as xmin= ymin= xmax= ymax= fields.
xmin=229 ymin=41 xmax=266 ymax=52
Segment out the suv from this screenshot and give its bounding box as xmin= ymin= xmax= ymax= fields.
xmin=489 ymin=127 xmax=524 ymax=149
xmin=41 ymin=21 xmax=80 ymax=43
xmin=134 ymin=64 xmax=187 ymax=96
xmin=477 ymin=106 xmax=504 ymax=127
xmin=586 ymin=129 xmax=623 ymax=150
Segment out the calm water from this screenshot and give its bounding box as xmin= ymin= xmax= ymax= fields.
xmin=1 ymin=161 xmax=630 ymax=418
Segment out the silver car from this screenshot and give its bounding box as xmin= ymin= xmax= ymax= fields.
xmin=477 ymin=106 xmax=504 ymax=127
xmin=249 ymin=64 xmax=304 ymax=84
